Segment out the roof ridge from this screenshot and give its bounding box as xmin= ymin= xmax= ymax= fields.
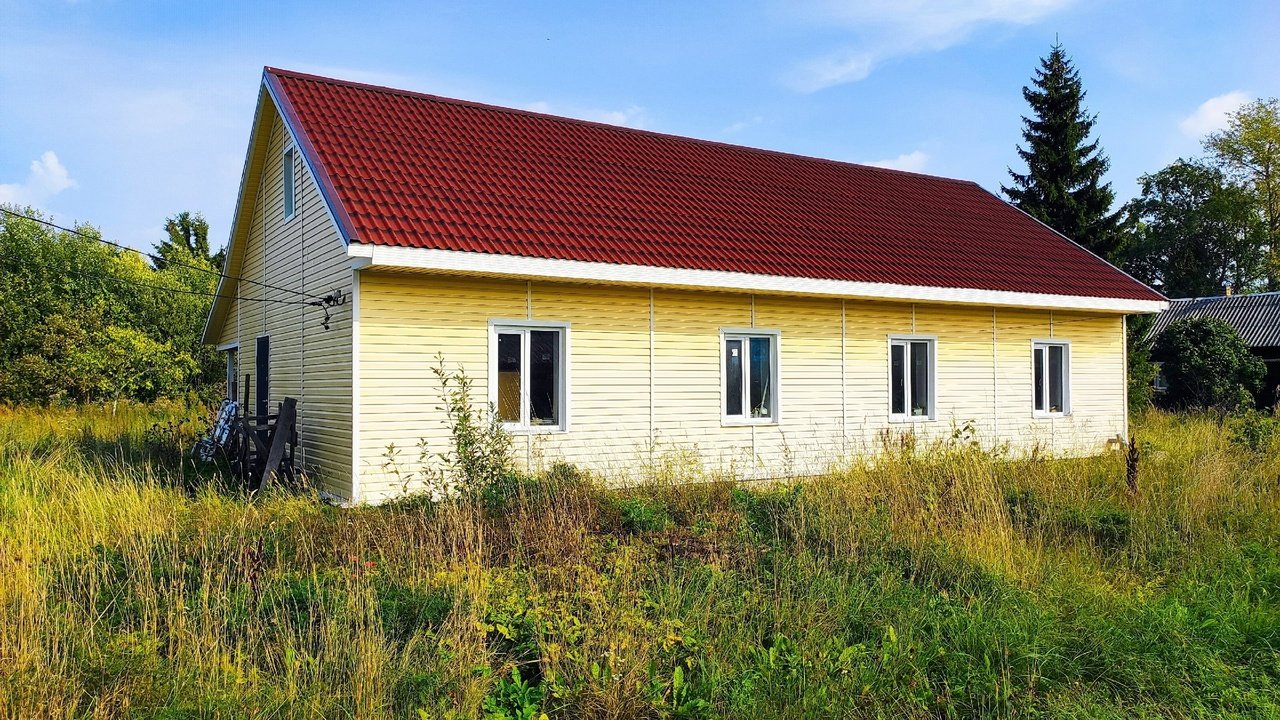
xmin=263 ymin=66 xmax=979 ymax=189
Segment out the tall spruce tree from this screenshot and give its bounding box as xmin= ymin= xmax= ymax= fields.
xmin=1003 ymin=43 xmax=1123 ymax=259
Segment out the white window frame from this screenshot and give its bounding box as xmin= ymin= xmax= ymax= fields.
xmin=719 ymin=328 xmax=781 ymax=426
xmin=217 ymin=341 xmax=239 ymax=402
xmin=887 ymin=335 xmax=937 ymax=422
xmin=487 ymin=319 xmax=571 ymax=434
xmin=1031 ymin=339 xmax=1071 ymax=417
xmin=282 ymin=145 xmax=297 ymax=221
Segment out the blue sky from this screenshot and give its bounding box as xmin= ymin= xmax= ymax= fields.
xmin=2 ymin=0 xmax=1277 ymax=252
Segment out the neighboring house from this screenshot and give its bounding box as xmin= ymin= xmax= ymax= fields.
xmin=202 ymin=68 xmax=1167 ymax=504
xmin=1148 ymin=292 xmax=1280 ymax=406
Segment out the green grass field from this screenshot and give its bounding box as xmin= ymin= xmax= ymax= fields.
xmin=2 ymin=404 xmax=1278 ymax=719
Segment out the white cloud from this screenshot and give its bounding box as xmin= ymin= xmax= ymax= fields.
xmin=590 ymin=106 xmax=647 ymax=127
xmin=866 ymin=150 xmax=930 ymax=172
xmin=524 ymin=100 xmax=647 ymax=128
xmin=791 ymin=53 xmax=875 ymax=92
xmin=0 ymin=151 xmax=77 ymax=206
xmin=724 ymin=115 xmax=765 ymax=134
xmin=1179 ymin=91 xmax=1249 ymax=137
xmin=786 ymin=0 xmax=1075 ymax=92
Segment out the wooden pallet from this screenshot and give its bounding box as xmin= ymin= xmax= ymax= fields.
xmin=226 ymin=397 xmax=298 ymax=492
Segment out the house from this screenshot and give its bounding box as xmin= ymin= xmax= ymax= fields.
xmin=1148 ymin=292 xmax=1280 ymax=406
xmin=202 ymin=67 xmax=1168 ymax=504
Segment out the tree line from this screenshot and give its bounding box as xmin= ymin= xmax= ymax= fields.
xmin=0 ymin=210 xmax=222 ymax=405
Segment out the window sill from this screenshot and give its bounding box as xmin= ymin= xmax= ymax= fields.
xmin=1032 ymin=411 xmax=1072 ymax=419
xmin=722 ymin=418 xmax=779 ymax=428
xmin=888 ymin=415 xmax=936 ymax=424
xmin=503 ymin=424 xmax=569 ymax=435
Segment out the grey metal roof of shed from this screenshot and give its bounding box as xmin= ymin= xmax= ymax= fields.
xmin=1149 ymin=292 xmax=1280 ymax=347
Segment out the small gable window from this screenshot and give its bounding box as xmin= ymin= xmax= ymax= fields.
xmin=283 ymin=147 xmax=296 ymax=220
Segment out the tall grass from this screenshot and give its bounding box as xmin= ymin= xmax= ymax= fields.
xmin=1 ymin=404 xmax=1278 ymax=718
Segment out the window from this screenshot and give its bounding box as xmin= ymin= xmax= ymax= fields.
xmin=225 ymin=348 xmax=239 ymax=402
xmin=490 ymin=322 xmax=568 ymax=431
xmin=1032 ymin=341 xmax=1070 ymax=415
xmin=723 ymin=331 xmax=779 ymax=423
xmin=283 ymin=147 xmax=296 ymax=219
xmin=889 ymin=337 xmax=935 ymax=420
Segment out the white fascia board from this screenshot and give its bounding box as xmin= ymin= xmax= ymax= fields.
xmin=348 ymin=244 xmax=1169 ymax=314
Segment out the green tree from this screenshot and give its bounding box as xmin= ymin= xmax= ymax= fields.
xmin=1153 ymin=317 xmax=1265 ymax=411
xmin=1205 ymin=98 xmax=1280 ymax=286
xmin=0 ymin=205 xmax=212 ymax=405
xmin=156 ymin=211 xmax=223 ymax=269
xmin=1003 ymin=43 xmax=1123 ymax=259
xmin=1120 ymin=159 xmax=1267 ymax=298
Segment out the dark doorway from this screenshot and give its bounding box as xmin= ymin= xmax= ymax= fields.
xmin=256 ymin=335 xmax=270 ymax=417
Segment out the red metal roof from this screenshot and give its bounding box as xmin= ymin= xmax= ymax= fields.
xmin=265 ymin=67 xmax=1163 ymax=302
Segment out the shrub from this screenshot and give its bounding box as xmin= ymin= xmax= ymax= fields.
xmin=482 ymin=667 xmax=546 ymax=720
xmin=1153 ymin=317 xmax=1265 ymax=411
xmin=1229 ymin=409 xmax=1280 ymax=454
xmin=1127 ymin=314 xmax=1159 ymax=414
xmin=426 ymin=355 xmax=515 ymax=500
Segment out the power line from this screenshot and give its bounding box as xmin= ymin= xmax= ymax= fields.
xmin=1 ymin=206 xmax=345 ymax=329
xmin=50 ymin=253 xmax=316 ymax=307
xmin=0 ymin=207 xmax=327 ymax=303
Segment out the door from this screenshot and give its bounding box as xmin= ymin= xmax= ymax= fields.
xmin=256 ymin=335 xmax=270 ymax=417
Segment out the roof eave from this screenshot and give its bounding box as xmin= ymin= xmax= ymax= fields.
xmin=262 ymin=69 xmax=357 ymax=245
xmin=201 ymin=85 xmax=272 ymax=345
xmin=994 ymin=191 xmax=1168 ymax=305
xmin=349 ymin=243 xmax=1169 ymax=314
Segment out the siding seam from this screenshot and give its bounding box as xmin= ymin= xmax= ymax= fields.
xmin=1122 ymin=315 xmax=1129 ymax=443
xmin=841 ymin=299 xmax=847 ymax=455
xmin=261 ymin=125 xmax=272 ymax=338
xmin=750 ymin=294 xmax=756 ymax=471
xmin=299 ymin=156 xmax=306 ymax=468
xmin=649 ymin=288 xmax=655 ymax=467
xmin=992 ymin=308 xmax=998 ymax=446
xmin=1049 ymin=310 xmax=1055 ymax=452
xmin=527 ymin=281 xmax=533 ymax=471
xmin=351 ymin=270 xmax=361 ymax=503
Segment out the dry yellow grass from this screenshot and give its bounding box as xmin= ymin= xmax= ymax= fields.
xmin=1 ymin=403 xmax=1278 ymax=718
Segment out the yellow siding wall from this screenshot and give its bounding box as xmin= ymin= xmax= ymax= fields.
xmin=356 ymin=271 xmax=1127 ymax=503
xmin=214 ymin=106 xmax=353 ymax=496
